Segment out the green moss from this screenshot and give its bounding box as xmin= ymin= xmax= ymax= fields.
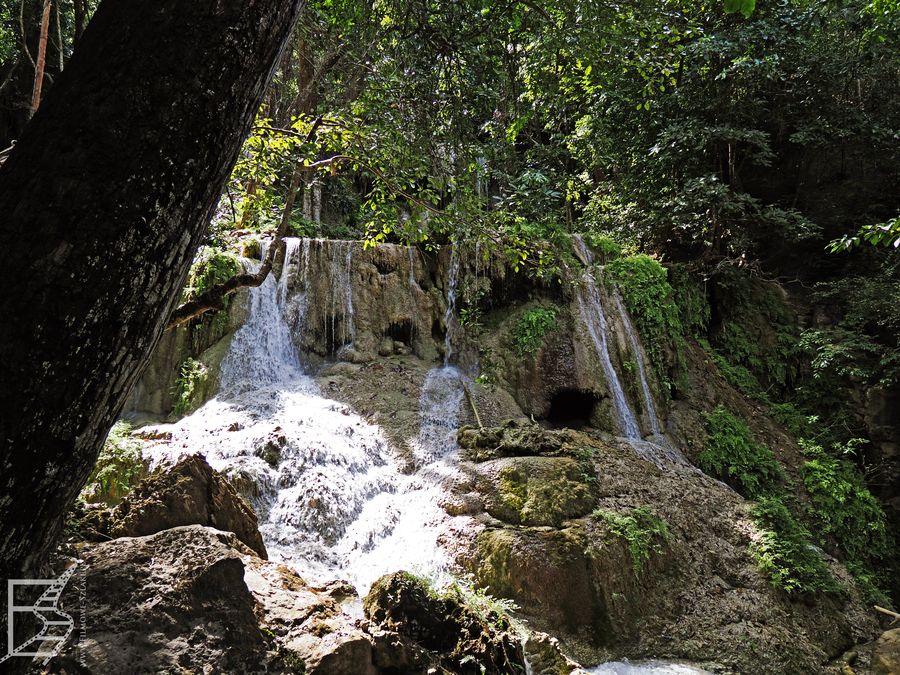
xmin=498 ymin=466 xmax=528 ymax=517
xmin=80 ymin=421 xmax=147 ymax=505
xmin=698 ymin=405 xmax=784 ymax=499
xmin=592 ymin=506 xmax=671 ymax=576
xmin=750 ymin=496 xmax=839 ymax=595
xmin=182 ymin=247 xmax=242 ymax=343
xmin=513 ymin=306 xmax=558 ymax=356
xmin=183 ymin=247 xmax=242 ymax=301
xmin=173 ymin=357 xmax=209 ymax=417
xmin=605 ymin=254 xmax=685 ymax=391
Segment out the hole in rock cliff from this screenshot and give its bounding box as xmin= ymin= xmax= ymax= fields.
xmin=546 ymin=389 xmax=598 ymax=429
xmin=322 ymin=315 xmax=351 ymax=354
xmin=384 ymin=319 xmax=414 ymax=345
xmin=431 ymin=319 xmax=443 ymax=341
xmin=374 ymin=258 xmax=395 ymax=275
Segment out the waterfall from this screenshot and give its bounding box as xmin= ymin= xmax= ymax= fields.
xmin=610 ymin=290 xmax=662 ymax=437
xmin=443 ymin=244 xmax=460 ymax=365
xmin=414 ymin=366 xmax=465 ymax=465
xmin=320 ymin=239 xmax=356 ymax=352
xmin=574 ymin=262 xmax=642 ymax=439
xmin=145 ymin=242 xmax=464 ymax=593
xmin=278 ymin=237 xmax=301 ymax=306
xmin=408 ymin=246 xmax=417 ymax=287
xmin=573 ymin=236 xmax=693 ymax=467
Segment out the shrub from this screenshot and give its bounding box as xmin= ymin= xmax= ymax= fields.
xmin=182 ymin=247 xmax=242 ymax=301
xmin=669 ymin=264 xmax=711 ymax=339
xmin=800 ymin=441 xmax=892 ymax=577
xmin=605 ymin=255 xmax=684 ymax=387
xmin=181 ymin=247 xmax=243 ymax=344
xmin=80 ymin=421 xmax=147 ymax=505
xmin=584 ymin=233 xmax=622 ymax=262
xmin=709 ymin=268 xmax=799 ymax=398
xmin=750 ymin=496 xmax=839 ymax=595
xmin=698 ymin=405 xmax=783 ymax=499
xmin=513 ymin=306 xmax=559 ymax=355
xmin=593 ymin=506 xmax=671 ymax=575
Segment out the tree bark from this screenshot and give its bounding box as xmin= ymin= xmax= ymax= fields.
xmin=0 ymin=0 xmax=305 ymax=581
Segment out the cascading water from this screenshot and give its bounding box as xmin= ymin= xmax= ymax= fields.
xmin=574 ymin=252 xmax=642 ymax=439
xmin=443 ymin=244 xmax=460 ymax=365
xmin=145 ymin=241 xmax=465 ymax=593
xmin=610 ymin=289 xmax=662 ymax=437
xmin=572 ymin=236 xmax=692 ymax=467
xmin=320 ymin=239 xmax=355 ymax=352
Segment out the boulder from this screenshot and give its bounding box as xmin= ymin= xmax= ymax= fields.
xmin=872 ymin=628 xmax=900 ymax=675
xmin=110 ymin=454 xmax=267 ymax=558
xmin=56 ymin=525 xmax=373 ymax=674
xmin=363 ymin=571 xmax=527 ymax=675
xmin=53 ymin=528 xmax=532 ymax=674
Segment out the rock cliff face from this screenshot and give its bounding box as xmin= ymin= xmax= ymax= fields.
xmin=452 ymin=423 xmax=877 ymax=673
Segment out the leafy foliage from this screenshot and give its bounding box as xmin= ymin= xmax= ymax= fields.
xmin=182 ymin=247 xmax=242 ymax=302
xmin=800 ymin=440 xmax=893 ymax=601
xmin=669 ymin=265 xmax=711 ymax=339
xmin=828 ymin=216 xmax=900 ymax=252
xmin=593 ymin=506 xmax=671 ymax=576
xmin=513 ymin=307 xmax=559 ymax=356
xmin=80 ymin=422 xmax=147 ymax=505
xmin=750 ymin=497 xmax=839 ymax=596
xmin=698 ymin=405 xmax=783 ymax=499
xmin=709 ymin=268 xmax=800 ymax=399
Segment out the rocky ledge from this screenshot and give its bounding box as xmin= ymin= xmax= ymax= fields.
xmin=53 ymin=525 xmax=529 ymax=674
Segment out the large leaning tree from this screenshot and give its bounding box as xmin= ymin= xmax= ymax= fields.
xmin=0 ymin=0 xmax=305 ymax=580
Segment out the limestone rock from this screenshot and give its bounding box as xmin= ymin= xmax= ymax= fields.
xmin=110 ymin=454 xmax=268 ymax=558
xmin=454 ymin=425 xmax=879 ymax=673
xmin=872 ymin=628 xmax=900 ymax=675
xmin=55 ymin=528 xmax=534 ymax=675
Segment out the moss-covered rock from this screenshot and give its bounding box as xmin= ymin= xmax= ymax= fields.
xmin=363 ymin=571 xmax=526 ymax=674
xmin=479 ymin=457 xmax=597 ymax=527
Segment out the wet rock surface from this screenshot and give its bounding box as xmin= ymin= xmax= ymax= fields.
xmin=108 ymin=454 xmax=268 ymax=558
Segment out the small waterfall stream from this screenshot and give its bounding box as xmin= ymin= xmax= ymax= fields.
xmin=573 ymin=237 xmax=642 ymax=439
xmin=572 ymin=236 xmax=690 ymax=467
xmin=146 ymin=239 xmax=465 ymax=593
xmin=610 ymin=289 xmax=662 ymax=437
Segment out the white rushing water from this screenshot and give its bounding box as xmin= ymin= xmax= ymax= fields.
xmin=145 ymin=240 xmax=465 ymax=593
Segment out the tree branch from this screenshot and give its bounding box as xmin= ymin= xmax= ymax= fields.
xmin=166 ymin=160 xmax=305 ymax=329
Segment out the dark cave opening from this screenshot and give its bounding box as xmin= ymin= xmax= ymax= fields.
xmin=546 ymin=389 xmax=598 ymax=429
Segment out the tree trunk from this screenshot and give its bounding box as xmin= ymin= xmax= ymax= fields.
xmin=29 ymin=0 xmax=51 ymax=115
xmin=0 ymin=0 xmax=305 ymax=581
